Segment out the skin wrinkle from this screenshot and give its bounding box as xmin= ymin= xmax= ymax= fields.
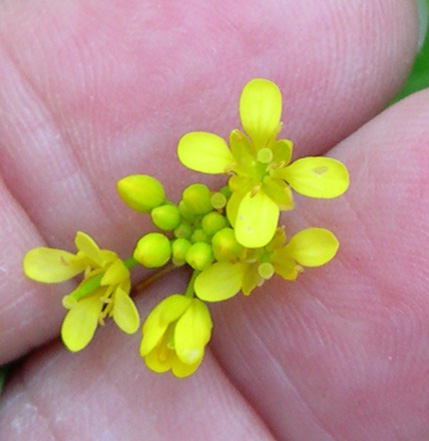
xmin=0 ymin=53 xmax=100 ymax=358
xmin=0 ymin=20 xmax=153 ymax=258
xmin=202 ymin=348 xmax=280 ymax=441
xmin=327 ymin=250 xmax=429 ymax=399
xmin=7 ymin=346 xmax=278 ymax=441
xmin=0 ymin=173 xmax=75 ymax=363
xmin=5 ymin=375 xmax=58 ymax=441
xmin=212 ymin=303 xmax=341 ymax=441
xmin=0 ymin=40 xmax=119 ymax=250
xmin=221 ymin=280 xmax=382 ymax=439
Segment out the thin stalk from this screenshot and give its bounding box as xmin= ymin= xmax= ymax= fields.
xmin=131 ymin=263 xmax=178 ymax=295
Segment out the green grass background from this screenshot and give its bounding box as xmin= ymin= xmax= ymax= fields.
xmin=392 ymin=0 xmax=429 ymax=102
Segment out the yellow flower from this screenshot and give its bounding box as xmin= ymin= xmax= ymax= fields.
xmin=140 ymin=295 xmax=212 ymax=378
xmin=177 ymin=78 xmax=349 ymax=248
xmin=194 ymin=227 xmax=339 ymax=302
xmin=23 ymin=232 xmax=139 ymax=352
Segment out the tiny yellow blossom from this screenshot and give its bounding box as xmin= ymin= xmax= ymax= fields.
xmin=140 ymin=294 xmax=212 ymax=378
xmin=194 ymin=227 xmax=339 ymax=302
xmin=23 ymin=232 xmax=139 ymax=352
xmin=178 ymin=78 xmax=349 ymax=248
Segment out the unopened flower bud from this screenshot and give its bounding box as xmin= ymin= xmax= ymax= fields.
xmin=151 ymin=204 xmax=181 ymax=231
xmin=191 ymin=228 xmax=208 ymax=243
xmin=181 ymin=184 xmax=212 ymax=215
xmin=211 ymin=228 xmax=245 ymax=261
xmin=171 ymin=238 xmax=191 ymax=266
xmin=185 ymin=242 xmax=213 ymax=271
xmin=202 ymin=212 xmax=227 ymax=237
xmin=178 ymin=200 xmax=197 ymax=222
xmin=117 ymin=175 xmax=165 ymax=213
xmin=174 ymin=221 xmax=192 ymax=239
xmin=134 ymin=233 xmax=171 ymax=268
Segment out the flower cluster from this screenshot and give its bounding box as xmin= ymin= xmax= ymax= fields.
xmin=23 ymin=79 xmax=349 ymax=377
xmin=24 ymin=232 xmax=139 ymax=352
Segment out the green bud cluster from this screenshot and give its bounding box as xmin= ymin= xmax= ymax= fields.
xmin=128 ymin=181 xmax=234 ymax=272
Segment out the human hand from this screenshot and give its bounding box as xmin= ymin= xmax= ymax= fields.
xmin=0 ymin=1 xmax=427 ymax=440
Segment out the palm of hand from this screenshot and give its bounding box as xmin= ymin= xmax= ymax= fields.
xmin=1 ymin=1 xmax=428 ymax=440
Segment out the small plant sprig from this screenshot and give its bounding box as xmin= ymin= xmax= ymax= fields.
xmin=23 ymin=79 xmax=349 ymax=378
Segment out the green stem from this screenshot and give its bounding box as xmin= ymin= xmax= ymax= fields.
xmin=184 ymin=270 xmax=200 ymax=298
xmin=123 ymin=256 xmax=139 ymax=269
xmin=68 ymin=273 xmax=104 ymax=301
xmin=71 ymin=257 xmax=138 ymax=301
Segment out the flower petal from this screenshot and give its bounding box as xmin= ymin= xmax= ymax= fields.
xmin=61 ymin=293 xmax=103 ymax=352
xmin=113 ymin=287 xmax=140 ymax=334
xmin=262 ymin=177 xmax=294 ymax=211
xmin=144 ymin=341 xmax=173 ymax=373
xmin=239 ymin=79 xmax=282 ymax=148
xmin=195 ymin=262 xmax=246 ymax=302
xmin=177 ymin=132 xmax=234 ymax=174
xmin=74 ymin=232 xmax=104 ymax=266
xmin=23 ymin=248 xmax=85 ymax=283
xmin=241 ymin=263 xmax=260 ymax=295
xmin=171 ymin=358 xmax=201 ymax=378
xmin=235 ymin=191 xmax=279 ymax=248
xmin=229 ymin=129 xmax=255 ymax=169
xmin=281 ymin=157 xmax=349 ymax=198
xmin=286 ymin=228 xmax=339 ymax=267
xmin=101 ymin=259 xmax=129 ymax=285
xmin=225 ymin=190 xmax=244 ymax=228
xmin=174 ymin=299 xmax=212 ymax=365
xmin=140 ymin=295 xmax=191 ymax=356
xmin=271 ymin=139 xmax=293 ymax=164
xmin=271 ymin=250 xmax=299 ymax=280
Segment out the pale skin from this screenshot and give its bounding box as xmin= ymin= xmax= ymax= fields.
xmin=0 ymin=0 xmax=428 ymax=439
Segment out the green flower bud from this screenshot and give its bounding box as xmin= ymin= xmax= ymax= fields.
xmin=191 ymin=228 xmax=208 ymax=243
xmin=211 ymin=228 xmax=245 ymax=261
xmin=174 ymin=221 xmax=192 ymax=239
xmin=117 ymin=175 xmax=165 ymax=213
xmin=134 ymin=233 xmax=171 ymax=268
xmin=185 ymin=242 xmax=213 ymax=271
xmin=151 ymin=204 xmax=181 ymax=231
xmin=178 ymin=200 xmax=198 ymax=221
xmin=219 ymin=185 xmax=232 ymax=198
xmin=171 ymin=238 xmax=191 ymax=266
xmin=201 ymin=212 xmax=227 ymax=237
xmin=181 ymin=184 xmax=212 ymax=215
